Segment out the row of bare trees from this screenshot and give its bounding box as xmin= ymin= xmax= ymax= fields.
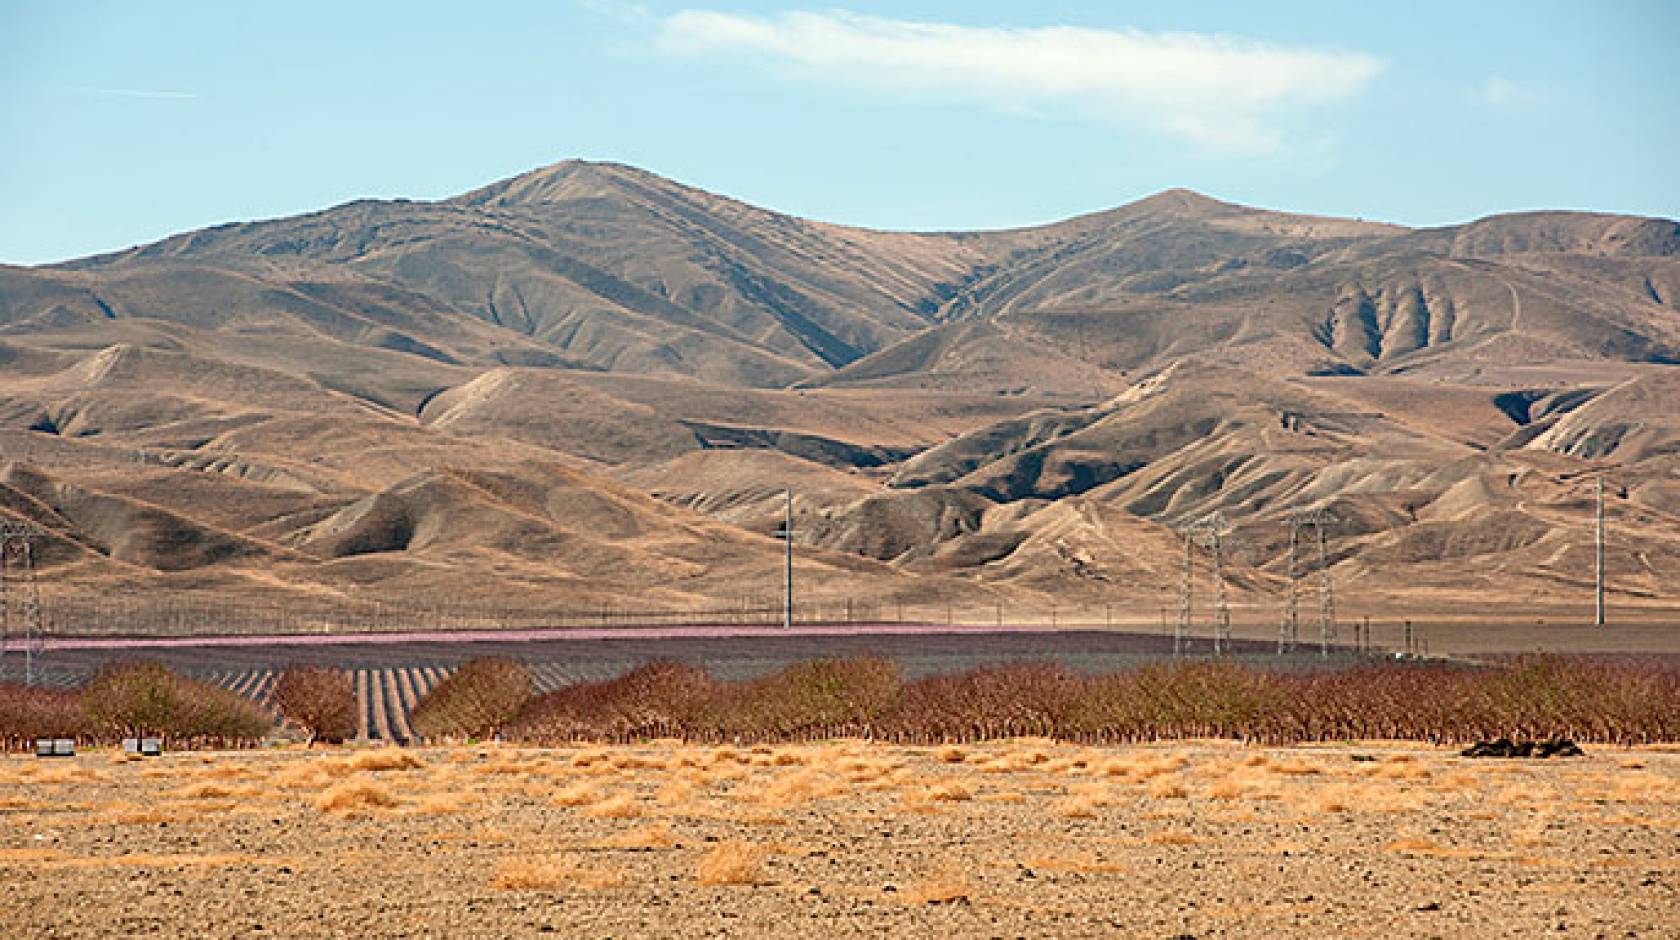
xmin=503 ymin=655 xmax=1680 ymax=747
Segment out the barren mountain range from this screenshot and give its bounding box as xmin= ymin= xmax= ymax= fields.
xmin=3 ymin=160 xmax=1678 ymax=634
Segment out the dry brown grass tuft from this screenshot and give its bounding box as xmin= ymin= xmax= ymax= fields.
xmin=1101 ymin=752 xmax=1190 ymax=781
xmin=348 ymin=749 xmax=424 ymax=772
xmin=1304 ymin=782 xmax=1419 ymax=815
xmin=194 ymin=762 xmax=257 ymax=780
xmin=1606 ymin=775 xmax=1680 ymax=805
xmin=1147 ymin=777 xmax=1188 ymax=799
xmin=173 ymin=782 xmax=255 ymax=801
xmin=903 ymin=867 xmax=973 ymax=905
xmin=493 ymin=856 xmax=623 ymax=891
xmin=695 ymin=841 xmax=769 ymax=886
xmin=770 ymin=769 xmax=849 ymax=805
xmin=656 ymin=779 xmax=699 ymax=808
xmin=1386 ymin=837 xmax=1443 ymax=854
xmin=1264 ymin=758 xmax=1324 ymax=776
xmin=1051 ymin=795 xmax=1099 ymax=819
xmin=274 ymin=760 xmax=336 ymax=791
xmin=412 ymin=792 xmax=480 ymax=816
xmin=1146 ymin=831 xmax=1199 ymax=846
xmin=550 ymin=781 xmax=601 ymax=808
xmin=925 ymin=779 xmax=974 ymax=802
xmin=599 ymin=823 xmax=677 ymax=849
xmin=30 ymin=766 xmax=105 ymax=785
xmin=1027 ymin=851 xmax=1129 ymax=874
xmin=314 ymin=780 xmax=399 ymax=813
xmin=935 ymin=745 xmax=967 ymax=764
xmin=581 ymin=792 xmax=643 ymax=819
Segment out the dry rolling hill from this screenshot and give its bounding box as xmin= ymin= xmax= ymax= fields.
xmin=2 ymin=160 xmax=1677 ymax=635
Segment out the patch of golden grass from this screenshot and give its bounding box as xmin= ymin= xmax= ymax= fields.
xmin=41 ymin=852 xmax=277 ymax=871
xmin=903 ymin=866 xmax=973 ymax=905
xmin=1101 ymin=752 xmax=1190 ymax=781
xmin=1606 ymin=775 xmax=1680 ymax=805
xmin=707 ymin=747 xmax=747 ymax=767
xmin=935 ymin=745 xmax=967 ymax=764
xmin=108 ymin=751 xmax=142 ymax=765
xmin=1146 ymin=831 xmax=1200 ymax=846
xmin=348 ymin=749 xmax=424 ymax=772
xmin=925 ymin=779 xmax=974 ymax=802
xmin=1492 ymin=784 xmax=1557 ymax=806
xmin=598 ymin=823 xmax=676 ymax=849
xmin=1386 ymin=836 xmax=1443 ymax=854
xmin=655 ymin=779 xmax=699 ymax=808
xmin=193 ymin=762 xmax=257 ymax=780
xmin=550 ymin=781 xmax=601 ymax=807
xmin=172 ymin=782 xmax=258 ymax=801
xmin=1303 ymin=782 xmax=1419 ymax=814
xmin=977 ymin=791 xmax=1026 ymax=804
xmin=753 ymin=769 xmax=842 ymax=807
xmin=1051 ymin=795 xmax=1099 ymax=819
xmin=30 ymin=765 xmax=105 ymax=785
xmin=1026 ymin=851 xmax=1129 ymax=874
xmin=314 ymin=780 xmax=399 ymax=813
xmin=1147 ymin=777 xmax=1188 ymax=799
xmin=1264 ymin=758 xmax=1324 ymax=777
xmin=581 ymin=792 xmax=643 ymax=819
xmin=275 ymin=758 xmax=350 ymax=790
xmin=1360 ymin=761 xmax=1432 ymax=781
xmin=695 ymin=841 xmax=769 ymax=886
xmin=412 ymin=792 xmax=480 ymax=816
xmin=610 ymin=753 xmax=664 ymax=772
xmin=493 ymin=856 xmax=623 ymax=891
xmin=0 ymin=847 xmax=68 ymax=862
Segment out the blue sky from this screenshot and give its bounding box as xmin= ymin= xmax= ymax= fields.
xmin=1 ymin=1 xmax=1674 ymax=264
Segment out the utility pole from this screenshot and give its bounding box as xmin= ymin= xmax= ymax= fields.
xmin=1175 ymin=531 xmax=1194 ymax=657
xmin=783 ymin=488 xmax=794 ymax=631
xmin=1595 ymin=474 xmax=1605 ymax=627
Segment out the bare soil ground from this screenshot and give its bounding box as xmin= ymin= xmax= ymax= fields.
xmin=2 ymin=741 xmax=1675 ymax=938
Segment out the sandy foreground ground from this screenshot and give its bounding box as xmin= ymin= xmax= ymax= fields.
xmin=0 ymin=740 xmax=1675 ymax=938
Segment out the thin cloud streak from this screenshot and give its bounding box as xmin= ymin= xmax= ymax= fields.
xmin=656 ymin=10 xmax=1385 ymax=152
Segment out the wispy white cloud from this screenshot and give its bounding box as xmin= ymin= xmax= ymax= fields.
xmin=655 ymin=10 xmax=1385 ymax=152
xmin=1478 ymin=76 xmax=1540 ymax=112
xmin=65 ymin=86 xmax=198 ymax=100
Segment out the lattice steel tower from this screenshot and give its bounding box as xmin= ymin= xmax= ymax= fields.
xmin=1278 ymin=510 xmax=1338 ymax=657
xmin=0 ymin=521 xmax=46 ymax=685
xmin=1177 ymin=513 xmax=1233 ymax=656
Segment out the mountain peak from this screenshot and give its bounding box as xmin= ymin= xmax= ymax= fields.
xmin=450 ymin=159 xmax=677 ymax=208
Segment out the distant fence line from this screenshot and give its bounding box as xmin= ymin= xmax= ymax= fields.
xmin=27 ymin=594 xmax=1186 ymax=639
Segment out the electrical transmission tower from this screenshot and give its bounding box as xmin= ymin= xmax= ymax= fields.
xmin=1278 ymin=522 xmax=1300 ymax=654
xmin=0 ymin=521 xmax=46 ymax=685
xmin=1176 ymin=513 xmax=1233 ymax=656
xmin=1278 ymin=510 xmax=1338 ymax=658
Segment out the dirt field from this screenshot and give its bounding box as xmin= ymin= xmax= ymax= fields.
xmin=1 ymin=741 xmax=1675 ymax=938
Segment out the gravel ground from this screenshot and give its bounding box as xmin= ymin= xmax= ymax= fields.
xmin=1 ymin=740 xmax=1675 ymax=938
